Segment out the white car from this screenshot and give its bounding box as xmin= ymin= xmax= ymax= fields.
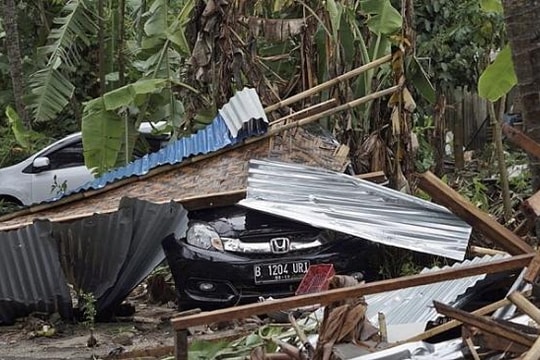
xmin=0 ymin=123 xmax=169 ymax=206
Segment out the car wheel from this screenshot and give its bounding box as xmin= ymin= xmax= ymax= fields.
xmin=0 ymin=197 xmax=23 ymax=215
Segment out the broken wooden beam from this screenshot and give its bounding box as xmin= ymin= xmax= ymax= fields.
xmin=415 ymin=171 xmax=534 ymax=255
xmin=402 ymin=296 xmax=511 ymax=343
xmin=355 ymin=171 xmax=387 ymax=184
xmin=502 ymin=123 xmax=540 ymax=159
xmin=463 ymin=325 xmax=530 ymax=355
xmin=508 ymin=291 xmax=540 ymax=324
xmin=171 ymin=254 xmax=532 ymax=331
xmin=524 ymin=251 xmax=540 ymax=284
xmin=522 ymin=189 xmax=540 ymax=220
xmin=434 ymin=301 xmax=535 ymax=348
xmin=523 ymin=336 xmax=540 ymax=360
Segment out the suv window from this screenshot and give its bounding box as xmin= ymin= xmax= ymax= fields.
xmin=47 ymin=141 xmax=85 ymax=170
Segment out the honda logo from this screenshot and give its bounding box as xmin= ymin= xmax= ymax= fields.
xmin=269 ymin=237 xmax=290 ymax=254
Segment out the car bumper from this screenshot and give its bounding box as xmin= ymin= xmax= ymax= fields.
xmin=162 ymin=234 xmax=377 ymax=310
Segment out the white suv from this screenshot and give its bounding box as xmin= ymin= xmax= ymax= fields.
xmin=0 ymin=123 xmax=168 ymax=206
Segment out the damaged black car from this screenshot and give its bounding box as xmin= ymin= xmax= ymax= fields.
xmin=162 ymin=205 xmax=380 ymax=311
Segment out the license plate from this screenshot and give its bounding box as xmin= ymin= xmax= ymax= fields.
xmin=254 ymin=260 xmax=310 ymax=284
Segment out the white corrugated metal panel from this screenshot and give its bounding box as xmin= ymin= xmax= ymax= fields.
xmin=239 ymin=159 xmax=472 ymax=260
xmin=365 ymin=254 xmax=509 ymax=326
xmin=218 ymin=87 xmax=268 ymax=137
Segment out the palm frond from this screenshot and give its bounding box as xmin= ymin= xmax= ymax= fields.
xmin=28 ymin=0 xmax=97 ymax=122
xmin=27 ymin=68 xmax=75 ymax=122
xmin=39 ymin=0 xmax=98 ymax=68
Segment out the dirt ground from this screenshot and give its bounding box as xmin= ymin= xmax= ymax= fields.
xmin=0 ymin=301 xmax=178 ymax=360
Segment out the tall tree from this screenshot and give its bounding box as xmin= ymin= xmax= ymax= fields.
xmin=1 ymin=0 xmax=31 ymax=129
xmin=502 ymin=0 xmax=540 ymax=190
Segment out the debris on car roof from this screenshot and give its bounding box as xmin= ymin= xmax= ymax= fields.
xmin=239 ymin=159 xmax=472 ymax=260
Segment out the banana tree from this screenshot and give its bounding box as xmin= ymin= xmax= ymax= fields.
xmin=81 ymin=0 xmax=198 ymax=174
xmin=27 ymin=0 xmax=98 ymax=123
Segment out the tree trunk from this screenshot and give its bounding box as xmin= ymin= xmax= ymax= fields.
xmin=1 ymin=0 xmax=31 ymax=129
xmin=502 ymin=0 xmax=540 ymax=190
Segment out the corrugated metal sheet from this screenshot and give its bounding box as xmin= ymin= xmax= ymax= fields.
xmin=365 ymin=254 xmax=509 ymax=326
xmin=58 ymin=88 xmax=268 ymax=197
xmin=97 ymin=197 xmax=188 ymax=310
xmin=349 ymin=338 xmax=464 ymax=360
xmin=239 ymin=159 xmax=472 ymax=260
xmin=219 ymin=87 xmax=268 ymax=137
xmin=0 ymin=221 xmax=72 ymax=324
xmin=52 ymin=207 xmax=135 ymax=301
xmin=0 ymin=197 xmax=188 ymax=321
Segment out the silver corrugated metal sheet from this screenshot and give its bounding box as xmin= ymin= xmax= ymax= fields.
xmin=239 ymin=159 xmax=472 ymax=260
xmin=365 ymin=254 xmax=509 ymax=327
xmin=0 ymin=197 xmax=188 ymax=321
xmin=0 ymin=221 xmax=72 ymax=324
xmin=52 ymin=88 xmax=268 ymax=199
xmin=219 ymin=87 xmax=268 ymax=137
xmin=349 ymin=338 xmax=464 ymax=360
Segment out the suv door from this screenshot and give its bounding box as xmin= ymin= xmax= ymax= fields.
xmin=27 ymin=139 xmax=94 ymax=203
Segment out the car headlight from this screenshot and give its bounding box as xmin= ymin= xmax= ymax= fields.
xmin=186 ymin=223 xmax=224 ymax=251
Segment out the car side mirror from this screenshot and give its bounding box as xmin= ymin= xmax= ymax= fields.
xmin=33 ymin=157 xmax=50 ymax=171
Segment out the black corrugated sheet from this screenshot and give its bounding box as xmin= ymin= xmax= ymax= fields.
xmin=0 ymin=197 xmax=187 ymax=324
xmin=0 ymin=221 xmax=72 ymax=324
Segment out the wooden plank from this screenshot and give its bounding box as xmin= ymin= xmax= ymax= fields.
xmin=355 ymin=171 xmax=387 ymax=183
xmin=508 ymin=291 xmax=540 ymax=324
xmin=171 ymin=253 xmax=532 ymax=330
xmin=523 ymin=336 xmax=540 ymax=360
xmin=434 ymin=301 xmax=535 ymax=347
xmin=175 ymin=329 xmax=188 ymax=360
xmin=415 ymin=171 xmax=534 ymax=255
xmin=402 ymin=297 xmax=511 ymax=343
xmin=522 ymin=190 xmax=540 ymax=218
xmin=463 ymin=325 xmax=530 ymax=355
xmin=502 ymin=122 xmax=540 ymax=159
xmin=524 ymin=251 xmax=540 ymax=284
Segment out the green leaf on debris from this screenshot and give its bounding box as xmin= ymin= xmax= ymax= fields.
xmin=478 ymin=44 xmax=517 ymax=102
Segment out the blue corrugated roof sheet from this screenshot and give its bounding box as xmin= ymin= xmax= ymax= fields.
xmin=62 ymin=88 xmax=268 ymax=197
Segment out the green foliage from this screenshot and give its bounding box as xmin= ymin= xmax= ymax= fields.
xmin=360 ymin=0 xmax=403 ymax=35
xmin=478 ymin=45 xmax=517 ymax=101
xmin=27 ymin=0 xmax=98 ymax=122
xmin=80 ymin=291 xmax=97 ymax=329
xmin=413 ymin=115 xmax=435 ymax=172
xmin=480 ymin=0 xmax=503 ymax=13
xmin=5 ymin=106 xmax=49 ymax=152
xmin=415 ymin=0 xmax=504 ymax=90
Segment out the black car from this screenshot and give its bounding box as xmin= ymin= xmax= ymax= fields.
xmin=162 ymin=205 xmax=380 ymax=310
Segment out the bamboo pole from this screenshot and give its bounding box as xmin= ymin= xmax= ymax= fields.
xmin=269 ymin=99 xmax=337 ymax=126
xmin=264 ymin=54 xmax=392 ymax=113
xmin=260 ymin=85 xmax=401 ymax=140
xmin=508 ymin=291 xmax=540 ymax=324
